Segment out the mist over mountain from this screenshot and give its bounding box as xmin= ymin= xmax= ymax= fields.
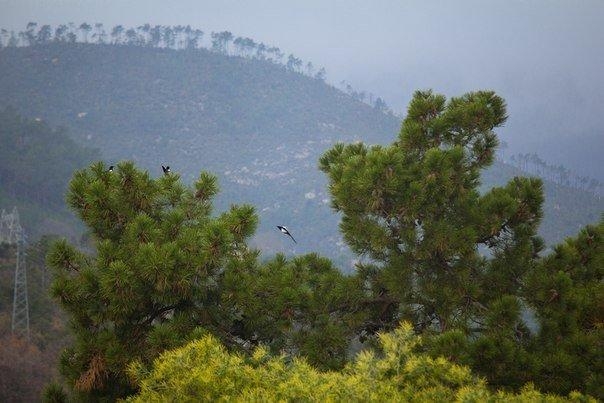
xmin=2 ymin=1 xmax=601 ymax=182
xmin=0 ymin=40 xmax=601 ymax=268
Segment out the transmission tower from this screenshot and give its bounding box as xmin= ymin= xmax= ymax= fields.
xmin=0 ymin=207 xmax=30 ymax=339
xmin=0 ymin=207 xmax=22 ymax=244
xmin=12 ymin=231 xmax=30 ymax=339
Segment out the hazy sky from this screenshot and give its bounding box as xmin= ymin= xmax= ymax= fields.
xmin=2 ymin=0 xmax=603 ymax=177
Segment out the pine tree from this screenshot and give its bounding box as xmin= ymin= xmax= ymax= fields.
xmin=523 ymin=219 xmax=603 ymax=398
xmin=319 ymin=90 xmax=544 ymax=339
xmin=46 ymin=161 xmax=258 ymax=399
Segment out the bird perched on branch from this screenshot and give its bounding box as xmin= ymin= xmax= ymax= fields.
xmin=108 ymin=165 xmax=114 ymax=172
xmin=277 ymin=225 xmax=296 ymax=243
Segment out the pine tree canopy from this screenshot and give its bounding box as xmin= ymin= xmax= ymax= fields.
xmin=223 ymin=252 xmax=366 ymax=370
xmin=319 ymin=90 xmax=545 ymax=336
xmin=47 ymin=161 xmax=259 ymax=399
xmin=44 ymin=91 xmax=603 ymax=401
xmin=523 ymin=219 xmax=603 ymax=397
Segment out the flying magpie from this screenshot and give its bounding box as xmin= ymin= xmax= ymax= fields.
xmin=108 ymin=165 xmax=114 ymax=172
xmin=277 ymin=225 xmax=296 ymax=243
xmin=162 ymin=165 xmax=171 ymax=175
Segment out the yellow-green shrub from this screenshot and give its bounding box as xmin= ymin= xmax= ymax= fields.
xmin=126 ymin=322 xmax=592 ymax=402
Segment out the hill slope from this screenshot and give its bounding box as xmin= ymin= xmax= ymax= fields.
xmin=0 ymin=43 xmax=601 ymax=267
xmin=0 ymin=107 xmax=98 ymax=238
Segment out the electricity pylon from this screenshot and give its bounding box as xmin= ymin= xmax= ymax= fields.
xmin=1 ymin=207 xmax=30 ymax=339
xmin=12 ymin=231 xmax=30 ymax=339
xmin=0 ymin=207 xmax=22 ymax=244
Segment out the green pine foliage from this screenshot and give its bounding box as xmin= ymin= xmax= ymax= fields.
xmin=223 ymin=252 xmax=366 ymax=370
xmin=426 ymin=219 xmax=603 ymax=398
xmin=126 ymin=322 xmax=592 ymax=402
xmin=523 ymin=219 xmax=603 ymax=397
xmin=319 ymin=90 xmax=543 ymax=336
xmin=47 ymin=161 xmax=258 ymax=399
xmin=319 ymin=90 xmax=603 ymax=398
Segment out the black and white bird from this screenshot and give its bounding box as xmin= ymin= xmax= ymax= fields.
xmin=277 ymin=225 xmax=297 ymax=243
xmin=162 ymin=165 xmax=171 ymax=175
xmin=108 ymin=165 xmax=114 ymax=172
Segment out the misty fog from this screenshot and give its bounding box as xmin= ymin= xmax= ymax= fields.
xmin=2 ymin=0 xmax=603 ymax=179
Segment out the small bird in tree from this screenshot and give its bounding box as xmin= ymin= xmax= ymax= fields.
xmin=162 ymin=165 xmax=171 ymax=175
xmin=108 ymin=165 xmax=114 ymax=172
xmin=277 ymin=225 xmax=297 ymax=243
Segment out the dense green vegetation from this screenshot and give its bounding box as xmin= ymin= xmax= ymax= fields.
xmin=43 ymin=91 xmax=602 ymax=401
xmin=320 ymin=90 xmax=540 ymax=337
xmin=46 ymin=162 xmax=258 ymax=399
xmin=46 ymin=161 xmax=367 ymax=399
xmin=316 ymin=89 xmax=602 ymax=398
xmin=224 ymin=252 xmax=365 ymax=370
xmin=522 ymin=221 xmax=603 ymax=397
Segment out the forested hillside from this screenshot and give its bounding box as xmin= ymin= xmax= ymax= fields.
xmin=0 ymin=40 xmax=601 ymax=266
xmin=0 ymin=107 xmax=98 ymax=238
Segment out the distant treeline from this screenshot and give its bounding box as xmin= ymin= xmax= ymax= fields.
xmin=0 ymin=22 xmax=393 ymax=114
xmin=0 ymin=22 xmax=324 ymax=75
xmin=507 ymin=152 xmax=602 ymax=196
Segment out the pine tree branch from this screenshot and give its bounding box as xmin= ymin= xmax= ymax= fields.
xmin=139 ymin=302 xmax=188 ymax=326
